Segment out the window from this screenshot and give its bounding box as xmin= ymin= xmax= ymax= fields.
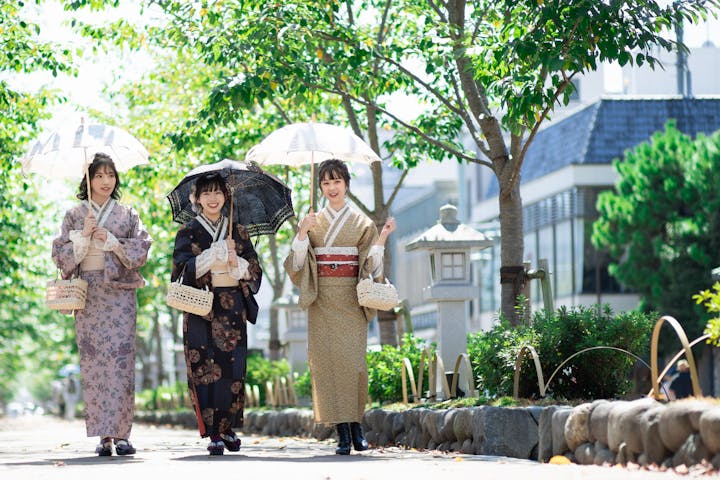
xmin=555 ymin=220 xmax=574 ymax=297
xmin=441 ymin=252 xmax=466 ymax=280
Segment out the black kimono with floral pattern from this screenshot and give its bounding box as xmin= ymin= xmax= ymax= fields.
xmin=171 ymin=218 xmax=262 ymax=437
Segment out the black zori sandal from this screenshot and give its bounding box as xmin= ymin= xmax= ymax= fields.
xmin=115 ymin=439 xmax=136 ymax=456
xmin=95 ymin=437 xmax=113 ymax=456
xmin=220 ymin=431 xmax=241 ymax=452
xmin=207 ymin=435 xmax=225 ymax=456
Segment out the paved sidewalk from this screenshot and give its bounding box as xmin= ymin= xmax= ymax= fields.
xmin=0 ymin=415 xmax=692 ymax=480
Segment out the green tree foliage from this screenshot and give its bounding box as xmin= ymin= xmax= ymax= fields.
xmin=593 ymin=122 xmax=720 ymax=341
xmin=693 ymin=282 xmax=720 ymax=347
xmin=0 ymin=0 xmax=76 ymax=405
xmin=124 ymin=0 xmax=717 ymax=324
xmin=467 ymin=305 xmax=655 ymax=399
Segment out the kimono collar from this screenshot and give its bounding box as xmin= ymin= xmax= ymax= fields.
xmin=197 ymin=214 xmax=228 ymax=241
xmin=323 ymin=203 xmax=349 ymax=220
xmin=322 ymin=204 xmax=351 ymax=247
xmin=89 ymin=198 xmax=116 ymax=229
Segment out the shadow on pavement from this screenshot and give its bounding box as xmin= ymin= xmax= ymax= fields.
xmin=173 ymin=453 xmax=385 ymax=463
xmin=2 ymin=456 xmax=143 ymax=467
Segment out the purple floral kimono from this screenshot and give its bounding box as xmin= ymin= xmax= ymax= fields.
xmin=52 ymin=200 xmax=151 ymax=439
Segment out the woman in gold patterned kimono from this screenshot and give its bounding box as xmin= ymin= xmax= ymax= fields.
xmin=284 ymin=159 xmax=396 ymax=455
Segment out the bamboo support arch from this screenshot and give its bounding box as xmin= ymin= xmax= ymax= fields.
xmin=646 ymin=334 xmax=708 ymax=398
xmin=513 ymin=345 xmax=546 ymax=399
xmin=513 ymin=345 xmax=650 ymax=399
xmin=650 ymin=315 xmax=702 ymax=399
xmin=449 ymin=353 xmax=477 ymax=399
xmin=401 ymin=357 xmax=418 ymax=404
xmin=401 ymin=349 xmax=476 ymax=404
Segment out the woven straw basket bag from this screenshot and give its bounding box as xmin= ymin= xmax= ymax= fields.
xmin=356 ymin=276 xmax=399 ymax=311
xmin=166 ymin=277 xmax=213 ymax=316
xmin=46 ymin=277 xmax=88 ymax=311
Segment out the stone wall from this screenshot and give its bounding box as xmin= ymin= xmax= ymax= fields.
xmin=137 ymin=397 xmax=720 ymax=469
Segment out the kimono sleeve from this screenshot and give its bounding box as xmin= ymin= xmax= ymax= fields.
xmin=283 ymin=244 xmax=319 ymax=309
xmin=52 ymin=209 xmax=81 ymax=279
xmin=356 ymin=216 xmax=380 ymax=322
xmin=171 ymin=224 xmax=206 ymax=289
xmin=113 ymin=208 xmax=152 ymax=270
xmin=357 ymin=217 xmax=381 ymax=281
xmin=234 ymin=224 xmax=262 ymax=295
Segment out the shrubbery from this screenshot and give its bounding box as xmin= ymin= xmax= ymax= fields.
xmin=137 ymin=305 xmax=656 ymax=412
xmin=292 ymin=334 xmax=434 ymax=405
xmin=245 ymin=351 xmax=291 ymax=405
xmin=366 ymin=333 xmax=434 ymax=404
xmin=467 ymin=305 xmax=655 ymax=400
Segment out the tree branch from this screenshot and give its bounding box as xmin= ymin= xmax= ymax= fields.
xmin=385 ymin=168 xmax=410 ymax=211
xmin=507 ymin=71 xmax=578 ymax=192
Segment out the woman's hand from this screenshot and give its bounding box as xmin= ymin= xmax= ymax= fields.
xmin=298 ymin=211 xmax=317 ymax=239
xmin=375 ymin=217 xmax=396 ymax=246
xmin=226 ymin=238 xmax=238 ymax=267
xmin=228 ymin=250 xmax=239 ymax=268
xmin=380 ymin=217 xmax=396 ymax=239
xmin=92 ymin=228 xmax=108 ymax=243
xmin=82 ymin=213 xmax=97 ymax=237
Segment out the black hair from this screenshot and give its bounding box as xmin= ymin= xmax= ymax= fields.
xmin=318 ymin=158 xmax=350 ymax=189
xmin=76 ymin=152 xmax=122 ymax=201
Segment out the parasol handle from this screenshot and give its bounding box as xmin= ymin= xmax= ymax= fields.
xmin=228 ymin=187 xmax=233 ymax=237
xmin=85 ymin=148 xmax=92 ymax=210
xmin=310 ymin=152 xmax=316 ymax=212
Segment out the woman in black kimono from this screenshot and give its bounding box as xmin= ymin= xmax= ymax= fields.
xmin=171 ymin=172 xmax=262 ymax=455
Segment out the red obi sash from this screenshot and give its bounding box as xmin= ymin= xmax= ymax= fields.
xmin=317 ymin=254 xmax=359 ymax=277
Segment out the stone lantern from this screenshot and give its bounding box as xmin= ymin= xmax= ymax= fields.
xmin=405 ymin=204 xmax=492 ymax=392
xmin=272 ymin=291 xmax=308 ymax=374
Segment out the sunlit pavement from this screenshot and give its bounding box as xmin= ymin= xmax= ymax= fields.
xmin=0 ymin=414 xmax=692 ymax=480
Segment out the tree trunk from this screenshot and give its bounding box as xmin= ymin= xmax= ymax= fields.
xmin=267 ymin=234 xmax=285 ymax=360
xmin=377 ymin=311 xmax=398 ymax=346
xmin=268 ymin=307 xmax=281 ymax=361
xmin=377 ymin=218 xmax=398 ymax=346
xmin=152 ymin=310 xmax=165 ymax=387
xmin=498 ymin=179 xmax=525 ymax=325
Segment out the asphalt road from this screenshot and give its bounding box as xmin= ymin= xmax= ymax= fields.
xmin=0 ymin=415 xmax=696 ymax=480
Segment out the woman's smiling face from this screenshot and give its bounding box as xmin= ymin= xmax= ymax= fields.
xmin=198 ymin=187 xmax=226 ymax=219
xmin=320 ymin=175 xmax=347 ymax=208
xmin=90 ymin=166 xmax=117 ymax=204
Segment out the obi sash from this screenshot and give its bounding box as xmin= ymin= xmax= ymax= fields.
xmin=316 ymin=247 xmax=359 ymax=277
xmin=211 ymin=258 xmax=239 ymax=287
xmin=80 ymin=244 xmax=105 ymax=271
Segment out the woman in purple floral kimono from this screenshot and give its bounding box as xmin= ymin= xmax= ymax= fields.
xmin=52 ymin=153 xmax=152 ymax=456
xmin=171 ymin=172 xmax=262 ymax=455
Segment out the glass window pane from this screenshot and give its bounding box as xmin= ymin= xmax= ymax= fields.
xmin=555 ymin=220 xmax=573 ymax=297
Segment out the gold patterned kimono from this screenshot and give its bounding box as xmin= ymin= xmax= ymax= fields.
xmin=284 ymin=206 xmax=381 ymax=425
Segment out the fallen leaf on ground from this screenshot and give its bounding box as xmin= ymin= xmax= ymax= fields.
xmin=549 ymin=455 xmax=572 ymax=465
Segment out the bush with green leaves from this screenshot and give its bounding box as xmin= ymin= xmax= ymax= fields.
xmin=246 ymin=351 xmax=291 ymax=405
xmin=468 ymin=305 xmax=655 ymax=400
xmin=466 ymin=318 xmax=536 ymax=398
xmin=293 ymin=369 xmax=312 ymax=399
xmin=366 ymin=334 xmax=434 ymax=404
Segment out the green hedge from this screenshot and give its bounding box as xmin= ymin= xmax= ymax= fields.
xmin=467 ymin=305 xmax=655 ymax=400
